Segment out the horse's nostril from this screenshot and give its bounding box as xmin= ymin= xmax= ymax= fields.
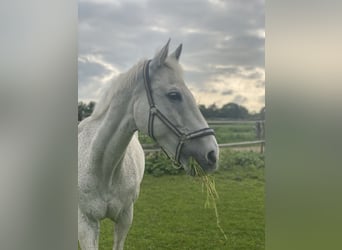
xmin=207 ymin=150 xmax=217 ymax=164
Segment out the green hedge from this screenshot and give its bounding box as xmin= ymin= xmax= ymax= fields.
xmin=144 ymin=149 xmax=264 ymax=177
xmin=219 ymin=149 xmax=265 ymax=170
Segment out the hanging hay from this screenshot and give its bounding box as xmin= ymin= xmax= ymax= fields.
xmin=189 ymin=158 xmax=228 ymax=241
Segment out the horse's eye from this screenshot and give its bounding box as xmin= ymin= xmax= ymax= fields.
xmin=167 ymin=91 xmax=182 ymax=101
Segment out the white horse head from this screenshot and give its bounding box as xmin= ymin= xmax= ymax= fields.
xmin=133 ymin=39 xmax=219 ymax=174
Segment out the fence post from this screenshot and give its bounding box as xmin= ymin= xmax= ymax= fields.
xmin=260 ymin=141 xmax=264 ymax=154
xmin=255 ymin=121 xmax=265 ymax=154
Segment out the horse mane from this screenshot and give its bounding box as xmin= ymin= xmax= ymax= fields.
xmin=91 ymin=57 xmax=183 ymax=120
xmin=91 ymin=59 xmax=146 ymax=120
xmin=78 ymin=60 xmax=145 ymax=133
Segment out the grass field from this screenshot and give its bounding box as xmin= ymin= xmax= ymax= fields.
xmin=98 ymin=163 xmax=264 ymax=249
xmin=212 ymin=124 xmax=257 ymax=144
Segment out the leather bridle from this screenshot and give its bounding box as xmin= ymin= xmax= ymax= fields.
xmin=142 ymin=60 xmax=215 ymax=165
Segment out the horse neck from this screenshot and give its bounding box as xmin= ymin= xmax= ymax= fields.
xmin=90 ymin=77 xmax=139 ymax=185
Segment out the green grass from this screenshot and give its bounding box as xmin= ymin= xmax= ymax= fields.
xmin=98 ymin=167 xmax=264 ymax=249
xmin=212 ymin=124 xmax=256 ymax=144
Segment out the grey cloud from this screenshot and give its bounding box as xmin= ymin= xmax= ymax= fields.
xmin=233 ymin=94 xmax=248 ymax=104
xmin=197 ymin=88 xmax=219 ymax=94
xmin=149 ymin=0 xmax=264 ymax=34
xmin=79 ymin=0 xmax=264 ymax=65
xmin=222 ymin=90 xmax=234 ymax=96
xmin=212 ymin=66 xmax=241 ymax=75
xmin=211 ymin=89 xmax=219 ymax=94
xmin=255 ymin=80 xmax=265 ymax=88
xmin=258 ymin=95 xmax=265 ymax=103
xmin=78 ymin=60 xmax=110 ymax=88
xmin=245 ymin=71 xmax=263 ymax=80
xmin=78 ymin=0 xmax=264 ymax=110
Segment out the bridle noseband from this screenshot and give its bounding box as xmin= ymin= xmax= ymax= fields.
xmin=142 ymin=60 xmax=215 ymax=165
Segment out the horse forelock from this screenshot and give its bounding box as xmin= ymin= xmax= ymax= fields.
xmin=165 ymin=58 xmax=183 ymax=76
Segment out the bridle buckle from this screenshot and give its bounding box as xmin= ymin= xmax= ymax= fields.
xmin=179 ymin=134 xmax=188 ymax=143
xmin=150 ymin=106 xmax=158 ymax=114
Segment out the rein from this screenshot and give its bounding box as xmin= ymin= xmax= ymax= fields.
xmin=142 ymin=60 xmax=215 ymax=166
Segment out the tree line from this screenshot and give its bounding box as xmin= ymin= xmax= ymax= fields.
xmin=78 ymin=101 xmax=265 ymax=122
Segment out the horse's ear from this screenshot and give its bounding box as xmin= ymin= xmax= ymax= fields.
xmin=150 ymin=38 xmax=170 ymax=73
xmin=169 ymin=43 xmax=182 ymax=61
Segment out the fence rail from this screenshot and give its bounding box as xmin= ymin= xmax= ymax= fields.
xmin=142 ymin=140 xmax=265 ymax=153
xmin=141 ymin=120 xmax=265 ymax=153
xmin=207 ymin=120 xmax=264 ymax=125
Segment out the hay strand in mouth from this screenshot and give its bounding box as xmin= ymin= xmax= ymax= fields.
xmin=189 ymin=158 xmax=228 ymax=241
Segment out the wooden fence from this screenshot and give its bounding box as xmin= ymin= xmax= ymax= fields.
xmin=142 ymin=120 xmax=265 ymax=154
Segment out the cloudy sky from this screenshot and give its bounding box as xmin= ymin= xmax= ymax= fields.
xmin=78 ymin=0 xmax=264 ymax=112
